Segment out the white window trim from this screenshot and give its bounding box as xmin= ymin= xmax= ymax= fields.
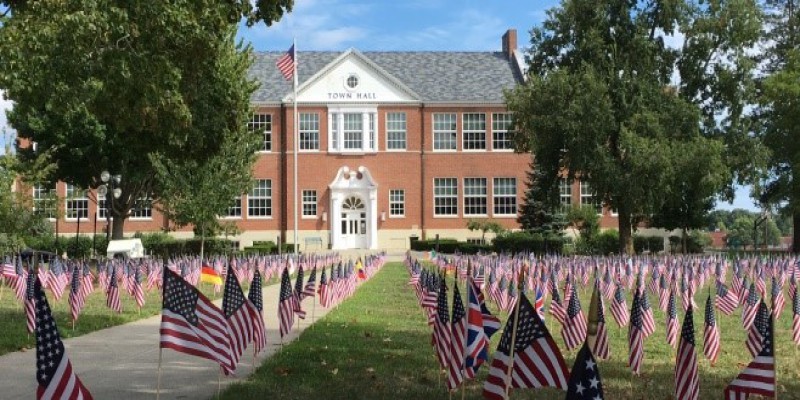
xmin=298 ymin=113 xmax=321 ymax=152
xmin=247 ymin=180 xmax=273 ymax=219
xmin=220 ymin=197 xmax=244 ymax=220
xmin=432 ymin=113 xmax=458 ymax=153
xmin=579 ymin=181 xmax=603 ymax=216
xmin=491 ymin=112 xmax=514 ymax=152
xmin=492 ymin=177 xmax=518 ymax=217
xmin=463 ymin=177 xmax=488 ymax=217
xmin=64 ymin=185 xmax=89 ymax=222
xmin=251 ymin=113 xmax=273 ymax=153
xmin=433 ymin=177 xmax=459 ymax=218
xmin=462 ymin=113 xmax=487 ymax=153
xmin=385 ymin=112 xmax=407 ymax=152
xmin=389 ymin=189 xmax=405 ymax=218
xmin=301 ymin=190 xmax=318 ymax=219
xmin=32 ymin=185 xmax=57 ymax=221
xmin=327 ymin=105 xmax=378 ymax=154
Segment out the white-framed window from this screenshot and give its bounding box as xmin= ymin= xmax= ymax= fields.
xmin=463 ymin=178 xmax=488 ymax=216
xmin=248 ymin=179 xmax=272 ymax=218
xmin=434 ymin=178 xmax=458 ymax=216
xmin=32 ymin=184 xmax=56 ymax=219
xmin=65 ymin=184 xmax=88 ymax=220
xmin=493 ymin=178 xmax=517 ymax=216
xmin=389 ymin=189 xmax=405 ymax=217
xmin=580 ymin=181 xmax=603 ymax=215
xmin=433 ymin=113 xmax=457 ymax=151
xmin=299 ymin=113 xmax=320 ymax=151
xmin=130 ymin=195 xmax=153 ymax=220
xmin=492 ymin=113 xmax=513 ymax=150
xmin=224 ymin=196 xmax=242 ymax=218
xmin=302 ymin=190 xmax=317 ymax=217
xmin=559 ymin=178 xmax=572 ymax=213
xmin=249 ymin=114 xmax=272 ymax=152
xmin=386 ymin=112 xmax=407 ymax=150
xmin=462 ymin=113 xmax=486 ymax=150
xmin=98 ymin=198 xmax=109 ymax=219
xmin=328 ymin=107 xmax=378 ymax=153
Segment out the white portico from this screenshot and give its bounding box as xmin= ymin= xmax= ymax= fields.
xmin=329 ymin=166 xmax=378 ymax=250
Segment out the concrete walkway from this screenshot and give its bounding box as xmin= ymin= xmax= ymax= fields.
xmin=0 ymin=281 xmax=333 ymax=400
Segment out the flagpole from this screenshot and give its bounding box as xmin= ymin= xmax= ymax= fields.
xmin=292 ymin=38 xmax=299 ymax=264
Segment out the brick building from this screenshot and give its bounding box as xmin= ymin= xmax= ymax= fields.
xmin=23 ymin=29 xmax=620 ymax=250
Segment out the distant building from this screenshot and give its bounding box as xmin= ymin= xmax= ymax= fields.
xmin=23 ymin=29 xmax=622 ymax=250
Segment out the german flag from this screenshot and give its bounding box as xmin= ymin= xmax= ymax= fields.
xmin=200 ymin=266 xmax=223 ymax=286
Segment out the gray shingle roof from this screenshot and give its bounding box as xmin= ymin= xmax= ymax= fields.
xmin=248 ymin=51 xmax=523 ymax=104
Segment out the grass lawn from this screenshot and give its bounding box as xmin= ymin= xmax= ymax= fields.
xmin=220 ymin=262 xmax=800 ymax=399
xmin=0 ymin=271 xmax=276 ymax=357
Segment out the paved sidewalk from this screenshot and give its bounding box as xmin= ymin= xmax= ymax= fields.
xmin=0 ymin=282 xmax=332 ymax=400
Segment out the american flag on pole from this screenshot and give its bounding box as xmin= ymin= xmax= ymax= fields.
xmin=549 ymin=276 xmax=567 ymax=325
xmin=278 ymin=267 xmax=295 ymax=338
xmin=106 ymin=264 xmax=121 ymax=313
xmin=587 ymin=280 xmax=609 ymax=360
xmin=771 ymin=276 xmax=785 ymax=320
xmin=564 ymin=342 xmax=604 ymax=400
xmin=464 ymin=277 xmax=500 ymax=379
xmin=447 ymin=281 xmax=465 ymax=391
xmin=69 ymin=265 xmax=84 ymax=323
xmin=793 ymin=284 xmax=800 ymax=346
xmin=703 ymin=293 xmax=720 ymax=365
xmin=432 ymin=276 xmax=451 ymax=372
xmin=628 ymin=289 xmax=644 ymax=375
xmin=33 ymin=276 xmax=94 ymax=400
xmin=611 ymin=284 xmax=629 ymax=327
xmin=724 ymin=311 xmax=775 ymax=400
xmin=674 ymin=303 xmax=699 ymax=400
xmin=746 ymin=301 xmax=770 ymax=358
xmin=639 ymin=288 xmax=656 ymax=338
xmin=222 ymin=264 xmax=260 ymax=367
xmin=275 ymin=44 xmax=295 ymax=81
xmin=561 ymin=284 xmax=586 ymax=351
xmin=741 ymin=282 xmax=759 ymax=330
xmin=132 ymin=265 xmax=145 ymax=310
xmin=25 ymin=269 xmax=36 ymax=334
xmin=293 ymin=265 xmax=306 ymax=320
xmin=247 ymin=269 xmax=267 ymax=355
xmin=160 ymin=267 xmax=235 ymax=375
xmin=302 ymin=266 xmax=317 ymax=299
xmin=482 ymin=293 xmax=569 ymax=400
xmin=715 ymin=280 xmax=738 ymax=316
xmin=317 ymin=267 xmax=329 ymax=308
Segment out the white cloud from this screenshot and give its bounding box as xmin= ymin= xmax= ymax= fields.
xmin=0 ymin=90 xmax=13 ymax=154
xmin=373 ymin=8 xmax=508 ymax=51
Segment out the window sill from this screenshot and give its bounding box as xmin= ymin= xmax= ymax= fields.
xmin=246 ymin=216 xmax=274 ymax=220
xmin=219 ymin=216 xmax=242 ymax=220
xmin=301 ymin=216 xmax=318 ymax=220
xmin=492 ymin=214 xmax=517 ymax=219
xmin=432 ymin=215 xmax=460 ymax=219
xmin=389 ymin=215 xmax=405 ymax=219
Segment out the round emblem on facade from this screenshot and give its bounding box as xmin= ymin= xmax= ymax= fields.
xmin=344 ymin=73 xmax=359 ymax=91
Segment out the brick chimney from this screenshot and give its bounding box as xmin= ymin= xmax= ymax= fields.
xmin=502 ymin=29 xmax=517 ymax=60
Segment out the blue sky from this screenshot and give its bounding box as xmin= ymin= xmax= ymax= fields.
xmin=1 ymin=0 xmax=759 ymax=211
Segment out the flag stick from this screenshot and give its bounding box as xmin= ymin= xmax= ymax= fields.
xmin=217 ymin=367 xmax=222 ymax=398
xmin=156 ymin=347 xmax=163 ymax=400
xmin=503 ymin=271 xmax=524 ymax=399
xmin=774 ymin=309 xmax=778 ymax=400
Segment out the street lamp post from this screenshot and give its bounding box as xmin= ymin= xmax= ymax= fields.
xmin=98 ymin=170 xmax=122 ymax=245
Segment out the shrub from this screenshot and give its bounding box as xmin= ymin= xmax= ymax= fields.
xmin=593 ymin=229 xmax=619 ymax=255
xmin=409 ymin=239 xmax=492 ymax=255
xmin=492 ymin=231 xmax=564 ymax=255
xmin=633 ymin=235 xmax=665 ymax=254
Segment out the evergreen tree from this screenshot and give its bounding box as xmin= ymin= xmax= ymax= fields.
xmin=518 ymin=158 xmax=565 ymax=237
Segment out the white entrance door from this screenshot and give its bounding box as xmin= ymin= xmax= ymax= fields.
xmin=340 ymin=196 xmax=367 ymax=248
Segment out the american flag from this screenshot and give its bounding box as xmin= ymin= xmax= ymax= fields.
xmin=465 ymin=277 xmax=500 ymax=379
xmin=482 ymin=293 xmax=569 ymax=400
xmin=793 ymin=285 xmax=800 ymax=346
xmin=317 ymin=267 xmax=329 ymax=308
xmin=247 ymin=269 xmax=267 ymax=355
xmin=724 ymin=312 xmax=775 ymax=400
xmin=275 ymin=44 xmax=295 ymax=81
xmin=658 ymin=274 xmax=669 ymax=311
xmin=703 ymin=294 xmax=720 ymax=365
xmin=13 ymin=260 xmax=28 ymax=303
xmin=756 ymin=268 xmax=766 ymax=297
xmin=771 ymin=276 xmax=785 ymax=319
xmin=746 ymin=301 xmax=769 ymax=358
xmin=222 ymin=265 xmax=260 ymax=367
xmin=278 ymin=267 xmax=295 ymax=338
xmin=69 ymin=265 xmax=84 ymax=323
xmin=611 ymin=284 xmax=629 ymax=327
xmin=588 ymin=282 xmax=609 ymax=360
xmin=628 ymin=290 xmax=644 ymax=375
xmin=292 ymin=265 xmax=306 ymax=319
xmin=565 ymin=342 xmax=604 ymax=400
xmin=302 ymin=266 xmax=317 ymax=299
xmin=549 ymin=276 xmax=567 ymax=325
xmin=741 ymin=282 xmax=759 ymax=330
xmin=26 ymin=269 xmax=37 ymax=334
xmin=160 ymin=267 xmax=235 ymax=375
xmin=432 ymin=276 xmax=451 ymax=372
xmin=639 ymin=289 xmax=656 ymax=337
xmin=80 ymin=265 xmax=94 ymax=301
xmin=106 ymin=264 xmax=121 ymax=313
xmin=562 ymin=284 xmax=586 ymax=351
xmin=715 ymin=280 xmax=738 ymax=315
xmin=33 ymin=276 xmax=94 ymax=400
xmin=132 ymin=265 xmax=145 ymax=310
xmin=738 ymin=277 xmax=751 ymax=306
xmin=675 ymin=303 xmax=699 ymax=400
xmin=448 ymin=282 xmax=465 ymax=391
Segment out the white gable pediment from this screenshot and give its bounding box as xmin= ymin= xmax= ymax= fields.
xmin=329 ymin=166 xmax=378 ymax=191
xmin=286 ymin=50 xmax=420 ymax=103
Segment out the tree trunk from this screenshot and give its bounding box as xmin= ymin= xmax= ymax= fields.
xmin=793 ymin=212 xmax=800 ymax=254
xmin=111 ymin=216 xmax=125 ymax=240
xmin=617 ymin=210 xmax=634 ymax=255
xmin=681 ymin=228 xmax=687 ymax=254
xmin=200 ymin=224 xmax=205 ymax=261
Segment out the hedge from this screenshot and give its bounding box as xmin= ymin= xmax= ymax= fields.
xmin=409 ymin=239 xmax=492 ymax=255
xmin=491 ymin=232 xmax=565 ymax=255
xmin=633 ymin=235 xmax=665 ymax=254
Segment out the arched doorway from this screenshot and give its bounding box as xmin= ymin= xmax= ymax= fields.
xmin=340 ymin=196 xmax=367 ymax=248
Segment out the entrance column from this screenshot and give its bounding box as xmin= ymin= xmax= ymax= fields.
xmin=330 ymin=193 xmax=343 ymax=249
xmin=368 ymin=188 xmax=378 ymax=249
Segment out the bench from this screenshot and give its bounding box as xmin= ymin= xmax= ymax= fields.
xmin=304 ymin=236 xmax=323 ymax=250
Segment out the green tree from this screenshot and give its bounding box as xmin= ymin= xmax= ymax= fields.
xmin=466 ymin=220 xmax=506 ymax=244
xmin=565 ymin=205 xmax=600 ymax=240
xmin=0 ymin=1 xmax=292 ymax=239
xmin=756 ymin=0 xmax=800 ymax=253
xmin=517 ymin=158 xmax=565 ymax=236
xmin=507 ymin=0 xmax=762 ymax=254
